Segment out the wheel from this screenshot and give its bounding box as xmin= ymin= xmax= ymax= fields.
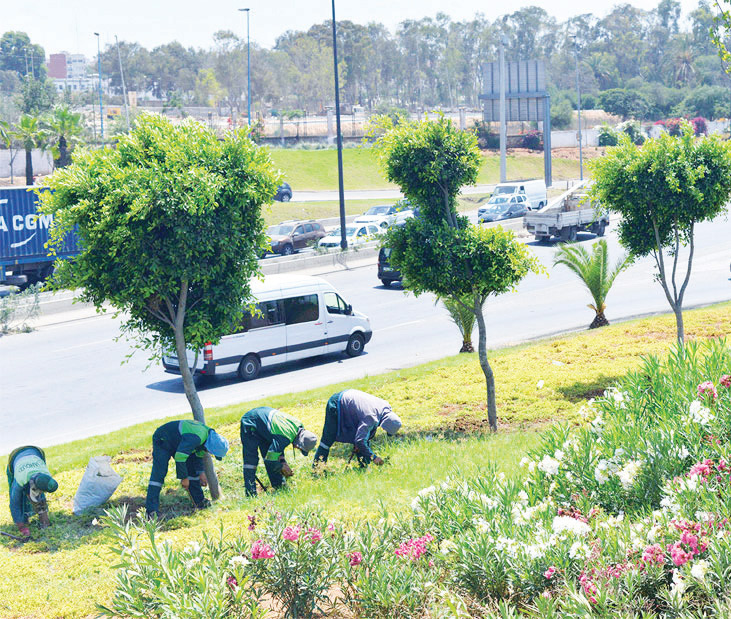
xmin=560 ymin=226 xmax=577 ymax=243
xmin=535 ymin=234 xmax=549 ymax=244
xmin=345 ymin=333 xmax=365 ymax=357
xmin=596 ymin=221 xmax=606 ymax=237
xmin=238 ymin=354 xmax=261 ymax=381
xmin=381 ymin=279 xmax=392 ymax=287
xmin=569 ymin=226 xmax=578 ymax=242
xmin=280 ymin=244 xmax=294 ymax=256
xmin=281 ymin=193 xmax=291 ymax=202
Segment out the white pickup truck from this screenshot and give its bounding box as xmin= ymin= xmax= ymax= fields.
xmin=523 ymin=183 xmax=609 ymax=243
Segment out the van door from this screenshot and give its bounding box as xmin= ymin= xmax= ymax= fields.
xmin=323 ymin=291 xmax=354 ymax=354
xmin=283 ymin=294 xmax=327 ymax=360
xmin=218 ymin=299 xmax=287 ymax=369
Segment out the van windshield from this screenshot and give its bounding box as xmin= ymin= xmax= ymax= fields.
xmin=267 ymin=225 xmax=294 ymax=236
xmin=494 ymin=186 xmax=518 ymax=195
xmin=365 ymin=205 xmax=392 ymax=216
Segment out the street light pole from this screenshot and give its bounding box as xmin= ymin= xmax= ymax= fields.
xmin=572 ymin=35 xmax=583 ymax=181
xmin=331 ymin=0 xmax=347 ymax=250
xmin=116 ymin=35 xmax=130 ymax=132
xmin=239 ymin=8 xmax=251 ymax=126
xmin=94 ymin=32 xmax=104 ymax=140
xmin=499 ymin=34 xmax=508 ymax=183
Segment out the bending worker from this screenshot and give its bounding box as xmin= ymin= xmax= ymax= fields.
xmin=145 ymin=419 xmax=229 ymax=518
xmin=313 ymin=389 xmax=402 ymax=467
xmin=6 ymin=446 xmax=59 ymax=538
xmin=240 ymin=407 xmax=317 ymax=497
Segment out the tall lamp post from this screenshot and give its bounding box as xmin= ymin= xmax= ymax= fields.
xmin=331 ymin=0 xmax=347 ymax=250
xmin=572 ymin=35 xmax=583 ymax=181
xmin=239 ymin=8 xmax=251 ymax=126
xmin=94 ymin=32 xmax=104 ymax=140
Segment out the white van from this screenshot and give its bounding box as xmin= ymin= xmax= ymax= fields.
xmin=162 ymin=275 xmax=372 ymax=381
xmin=492 ymin=179 xmax=547 ymax=210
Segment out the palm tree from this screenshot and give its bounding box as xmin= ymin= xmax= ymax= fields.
xmin=11 ymin=115 xmax=48 ymax=186
xmin=47 ymin=106 xmax=83 ymax=168
xmin=438 ymin=293 xmax=479 ymax=352
xmin=553 ymin=239 xmax=630 ymax=329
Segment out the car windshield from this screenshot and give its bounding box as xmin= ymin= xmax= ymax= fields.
xmin=365 ymin=206 xmax=391 ymax=216
xmin=487 ymin=196 xmax=510 ymax=205
xmin=328 ymin=226 xmax=358 ymax=237
xmin=267 ymin=225 xmax=294 ymax=236
xmin=484 ymin=204 xmax=509 ymax=213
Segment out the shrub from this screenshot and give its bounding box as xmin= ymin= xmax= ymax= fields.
xmin=551 ymin=96 xmax=574 ymax=130
xmin=665 ymin=118 xmax=683 ymax=136
xmin=617 ymin=120 xmax=645 ymax=145
xmin=468 ymin=120 xmax=499 ymax=150
xmin=598 ymin=124 xmax=619 ymax=147
xmin=691 ymin=116 xmax=708 ymax=136
xmin=520 ymin=129 xmax=543 ymax=151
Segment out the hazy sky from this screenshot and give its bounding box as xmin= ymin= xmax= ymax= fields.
xmin=7 ymin=0 xmax=704 ymax=59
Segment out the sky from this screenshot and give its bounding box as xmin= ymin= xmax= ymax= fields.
xmin=6 ymin=0 xmax=705 ymax=59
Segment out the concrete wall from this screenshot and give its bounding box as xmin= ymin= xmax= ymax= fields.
xmin=550 ymin=129 xmax=599 ymax=148
xmin=0 ymin=149 xmax=54 ymax=180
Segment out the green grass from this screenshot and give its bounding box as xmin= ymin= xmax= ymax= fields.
xmin=268 ymin=147 xmax=587 ymax=192
xmin=0 ymin=302 xmax=729 ymax=617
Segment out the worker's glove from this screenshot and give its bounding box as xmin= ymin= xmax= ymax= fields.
xmin=199 ymin=472 xmax=208 ymax=487
xmin=180 ymin=478 xmax=190 ymax=490
xmin=281 ymin=462 xmax=293 ymax=478
xmin=16 ymin=523 xmax=31 ymax=539
xmin=373 ymin=456 xmax=385 ymax=466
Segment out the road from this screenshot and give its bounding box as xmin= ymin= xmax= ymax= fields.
xmin=1 ymin=215 xmax=729 ymax=454
xmin=290 ymin=183 xmax=496 ymax=203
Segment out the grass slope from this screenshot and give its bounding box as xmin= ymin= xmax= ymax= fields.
xmin=0 ymin=303 xmax=728 ymax=617
xmin=268 ymin=147 xmax=583 ymax=192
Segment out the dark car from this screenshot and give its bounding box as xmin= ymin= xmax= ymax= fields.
xmin=378 ymin=247 xmax=402 ymax=287
xmin=265 ymin=220 xmax=326 ymax=255
xmin=477 ymin=195 xmax=528 ymax=223
xmin=274 ymin=182 xmax=292 ymax=202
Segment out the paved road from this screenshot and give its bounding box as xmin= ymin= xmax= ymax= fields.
xmin=291 ymin=184 xmax=496 ymax=203
xmin=1 ymin=215 xmax=729 ymax=454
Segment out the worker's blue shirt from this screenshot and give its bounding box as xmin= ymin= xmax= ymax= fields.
xmin=333 ymin=390 xmax=392 ymax=462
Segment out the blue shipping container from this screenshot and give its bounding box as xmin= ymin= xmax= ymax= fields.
xmin=0 ymin=186 xmax=80 ymax=267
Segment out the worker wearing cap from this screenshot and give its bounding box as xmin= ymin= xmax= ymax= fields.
xmin=6 ymin=446 xmax=59 ymax=538
xmin=240 ymin=407 xmax=318 ymax=497
xmin=313 ymin=389 xmax=402 ymax=468
xmin=145 ymin=419 xmax=229 ymax=517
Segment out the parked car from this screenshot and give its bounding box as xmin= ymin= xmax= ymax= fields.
xmin=491 ymin=179 xmax=547 ymax=210
xmin=274 ymin=182 xmax=292 ymax=202
xmin=265 ymin=220 xmax=326 ymax=255
xmin=354 ymin=202 xmax=414 ymax=228
xmin=478 ymin=195 xmax=529 ymax=223
xmin=162 ymin=275 xmax=372 ymax=381
xmin=318 ymin=223 xmax=382 ymax=248
xmin=378 ymin=246 xmax=402 ymax=287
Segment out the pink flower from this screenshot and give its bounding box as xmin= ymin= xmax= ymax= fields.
xmin=306 ymin=528 xmax=323 ymax=544
xmin=394 ymin=534 xmax=434 ymax=561
xmin=247 ymin=515 xmax=257 ymax=531
xmin=720 ymin=375 xmax=731 ymax=388
xmin=347 ymin=551 xmax=363 ymax=567
xmin=227 ymin=575 xmax=238 ymax=589
xmin=282 ymin=526 xmax=301 ymax=542
xmin=641 ymin=544 xmax=665 ymax=567
xmin=327 ymin=522 xmax=336 ymax=532
xmin=544 ymin=566 xmax=557 ymax=579
xmin=698 ymin=381 xmax=718 ymax=400
xmin=251 ymin=539 xmax=275 ymax=560
xmin=689 ymin=459 xmax=714 ymax=481
xmin=669 ymin=542 xmax=692 ymax=567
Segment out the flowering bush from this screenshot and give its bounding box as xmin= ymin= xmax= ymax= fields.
xmin=519 ymin=130 xmax=543 ymax=151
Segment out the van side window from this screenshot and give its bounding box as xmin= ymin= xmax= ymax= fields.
xmin=240 ymin=300 xmax=284 ymax=331
xmin=283 ymin=294 xmax=319 ymax=325
xmin=324 ymin=292 xmax=348 ymax=315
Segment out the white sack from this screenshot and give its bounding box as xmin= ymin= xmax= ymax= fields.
xmin=72 ymin=456 xmax=123 ymax=515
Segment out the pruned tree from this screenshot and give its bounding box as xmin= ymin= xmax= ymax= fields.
xmin=590 ymin=122 xmax=731 ymax=343
xmin=377 ymin=116 xmax=540 ymax=431
xmin=39 ymin=113 xmax=279 ymax=498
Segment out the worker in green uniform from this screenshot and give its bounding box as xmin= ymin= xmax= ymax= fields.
xmin=6 ymin=446 xmax=59 ymax=538
xmin=240 ymin=407 xmax=317 ymax=496
xmin=145 ymin=419 xmax=229 ymax=518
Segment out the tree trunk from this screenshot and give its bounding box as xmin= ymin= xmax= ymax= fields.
xmin=589 ymin=312 xmax=609 ymax=329
xmin=172 ymin=285 xmax=221 ymax=501
xmin=674 ymin=307 xmax=685 ymax=345
xmin=57 ymin=136 xmax=69 ymax=168
xmin=459 ymin=339 xmax=474 ymax=353
xmin=25 ymin=148 xmax=33 ymax=186
xmin=473 ymin=295 xmax=497 ymax=432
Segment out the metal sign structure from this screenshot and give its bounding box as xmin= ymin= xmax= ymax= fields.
xmin=479 ymin=59 xmax=552 ymax=186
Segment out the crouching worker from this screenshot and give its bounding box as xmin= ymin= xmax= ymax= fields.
xmin=6 ymin=446 xmax=59 ymax=538
xmin=313 ymin=389 xmax=402 ymax=468
xmin=240 ymin=407 xmax=317 ymax=497
xmin=145 ymin=420 xmax=229 ymax=518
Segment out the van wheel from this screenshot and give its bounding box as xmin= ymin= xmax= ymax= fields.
xmin=345 ymin=333 xmax=365 ymax=357
xmin=381 ymin=279 xmax=391 ymax=287
xmin=238 ymin=355 xmax=261 ymax=381
xmin=596 ymin=221 xmax=606 ymax=237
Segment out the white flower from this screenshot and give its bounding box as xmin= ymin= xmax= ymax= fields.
xmin=411 ymin=497 xmax=423 ymax=512
xmin=517 ymin=490 xmax=529 ymax=503
xmin=614 ymin=448 xmax=625 ymax=458
xmin=418 ymin=485 xmax=437 ymax=497
xmin=91 ymin=518 xmax=100 ymax=526
xmin=185 ymin=541 xmax=201 ymax=554
xmin=678 ymin=446 xmax=690 ymax=459
xmin=569 ymin=541 xmax=590 ymax=560
xmin=671 ymin=569 xmax=687 ymax=596
xmin=552 ymin=516 xmax=591 ymax=536
xmin=617 ymin=460 xmax=641 ymax=489
xmin=536 ymin=380 xmax=545 ymax=389
xmin=689 ymin=400 xmax=714 ymax=426
xmin=474 ymin=518 xmax=490 ymax=534
xmin=478 ymin=494 xmax=499 ymax=510
xmin=538 ymin=455 xmax=560 ymax=476
xmin=229 ymin=555 xmax=250 ymax=568
xmin=595 ymin=466 xmax=609 ymax=485
xmin=690 ymin=559 xmax=710 ymax=582
xmin=184 ymin=556 xmax=200 ymax=569
xmin=554 ymin=450 xmax=565 ymax=461
xmin=604 ymin=387 xmax=627 ymax=408
xmin=439 ymin=539 xmax=458 ymax=555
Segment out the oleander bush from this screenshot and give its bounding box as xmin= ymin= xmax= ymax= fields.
xmin=100 ymin=339 xmax=731 ymax=617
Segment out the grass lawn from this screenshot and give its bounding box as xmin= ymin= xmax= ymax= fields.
xmin=268 ymin=147 xmax=585 ymax=192
xmin=0 ymin=302 xmax=728 ymax=617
